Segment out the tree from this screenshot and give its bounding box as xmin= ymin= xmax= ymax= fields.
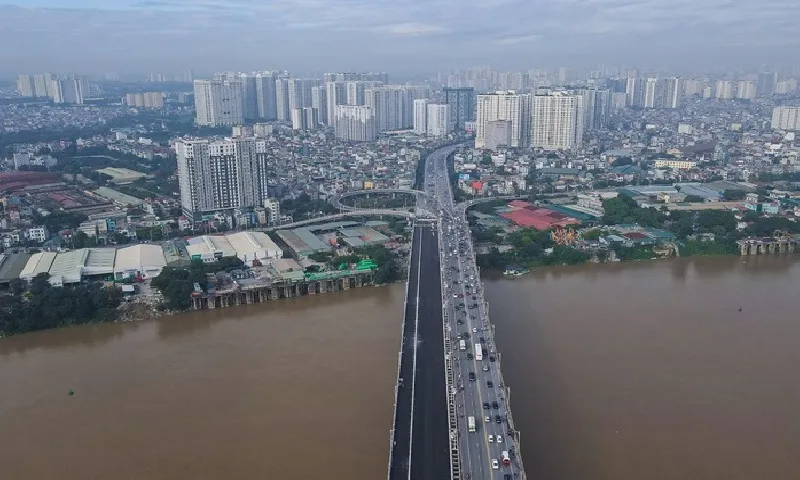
xmin=9 ymin=278 xmax=26 ymax=295
xmin=611 ymin=156 xmax=633 ymax=167
xmin=683 ymin=194 xmax=705 ymax=203
xmin=722 ymin=189 xmax=747 ymax=201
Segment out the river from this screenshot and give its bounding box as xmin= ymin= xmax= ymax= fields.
xmin=2 ymin=256 xmax=800 ymax=479
xmin=0 ymin=286 xmax=404 ymax=479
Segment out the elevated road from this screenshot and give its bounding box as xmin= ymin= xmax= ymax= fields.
xmin=388 ymin=223 xmax=450 ymax=480
xmin=388 ymin=143 xmax=526 ymax=480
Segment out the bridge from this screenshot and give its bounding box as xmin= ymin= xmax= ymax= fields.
xmin=388 ymin=144 xmax=527 ymax=480
xmin=263 ymin=208 xmax=419 ymax=231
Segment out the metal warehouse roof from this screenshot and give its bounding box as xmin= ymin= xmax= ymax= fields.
xmin=114 ymin=244 xmax=167 ymax=272
xmin=48 ymin=249 xmax=88 ymax=284
xmin=20 ymin=251 xmax=57 ymax=279
xmin=0 ymin=252 xmax=30 ymax=283
xmin=225 ymin=231 xmax=283 ymax=258
xmin=84 ymin=248 xmax=117 ymax=275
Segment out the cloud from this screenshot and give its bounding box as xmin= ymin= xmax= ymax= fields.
xmin=494 ymin=34 xmax=541 ymax=45
xmin=3 ymin=0 xmax=800 ymax=73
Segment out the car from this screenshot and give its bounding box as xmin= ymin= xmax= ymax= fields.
xmin=467 ymin=353 xmax=473 ymax=360
xmin=468 ymin=372 xmax=476 ymax=381
xmin=452 ymin=293 xmax=458 ymax=298
xmin=492 ymin=459 xmax=499 ymax=469
xmin=479 ymin=336 xmax=485 ymax=343
xmin=482 ymin=365 xmax=489 ymax=372
xmin=457 ymin=319 xmax=464 ymax=325
xmin=504 ymin=474 xmax=512 ymax=480
xmin=472 ymin=327 xmax=477 ymax=333
xmin=483 ymin=402 xmax=490 ymax=410
xmin=484 ymin=416 xmax=490 ymax=423
xmin=472 ymin=296 xmax=477 ymax=300
xmin=489 ymin=355 xmax=496 ymax=362
xmin=496 ymin=434 xmax=503 ymax=443
xmin=488 ymin=434 xmax=494 ymax=443
xmin=492 ymin=401 xmax=499 ymax=409
xmin=487 ymin=380 xmax=493 ymax=388
xmin=495 ymin=415 xmax=502 ymax=424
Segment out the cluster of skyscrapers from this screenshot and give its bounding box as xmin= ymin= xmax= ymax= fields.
xmin=16 ymin=73 xmax=89 ymax=104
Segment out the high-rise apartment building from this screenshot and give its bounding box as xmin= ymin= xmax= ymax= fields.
xmin=771 ymin=106 xmax=800 ymax=131
xmin=290 ymin=108 xmax=319 ymax=130
xmin=175 ymin=137 xmax=269 ymax=220
xmin=757 ymin=72 xmax=777 ymax=95
xmin=326 ymin=82 xmax=348 ymax=125
xmin=311 ymin=86 xmax=328 ymax=125
xmin=716 ymin=80 xmax=734 ymax=99
xmin=475 ymin=91 xmax=531 ymax=149
xmin=334 ymin=105 xmax=376 ymax=142
xmin=253 ymin=72 xmax=278 ymax=120
xmin=193 ymin=79 xmax=244 ymax=127
xmin=776 ymin=79 xmax=798 ymax=94
xmin=683 ymin=79 xmax=703 ymax=96
xmin=736 ymin=80 xmax=756 ymax=100
xmin=643 ymin=78 xmax=658 ymax=108
xmin=33 ymin=74 xmax=53 ymax=97
xmin=426 ymin=104 xmax=452 ymax=137
xmin=125 ymin=92 xmax=164 ymax=108
xmin=578 ymin=88 xmax=611 ymax=130
xmin=365 ymin=86 xmax=414 ymax=132
xmin=413 ymin=99 xmax=428 ymax=135
xmin=531 ymin=92 xmax=584 ymax=150
xmin=323 ymin=72 xmax=388 ymax=83
xmin=275 ymin=77 xmax=291 ymax=121
xmin=662 ymin=77 xmax=682 ymax=108
xmin=51 ymin=79 xmax=84 ymax=104
xmin=287 ymin=78 xmax=319 ymax=113
xmin=16 ymin=75 xmax=35 ymax=97
xmin=625 ymin=77 xmax=640 ymax=107
xmin=443 ymin=87 xmax=475 ymax=130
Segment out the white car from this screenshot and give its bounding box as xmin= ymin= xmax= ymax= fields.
xmin=472 ymin=327 xmax=477 ymax=333
xmin=491 ymin=459 xmax=499 ymax=469
xmin=488 ymin=434 xmax=493 ymax=442
xmin=496 ymin=434 xmax=503 ymax=443
xmin=484 ymin=416 xmax=490 ymax=423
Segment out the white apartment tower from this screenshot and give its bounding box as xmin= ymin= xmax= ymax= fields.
xmin=334 ymin=105 xmax=376 ymax=142
xmin=413 ymin=98 xmax=428 ymax=135
xmin=365 ymin=86 xmax=414 ymax=132
xmin=663 ymin=77 xmax=682 ymax=109
xmin=311 ymin=85 xmax=328 ymax=125
xmin=716 ymin=80 xmax=734 ymax=99
xmin=643 ymin=78 xmax=658 ymax=108
xmin=193 ymin=79 xmax=244 ymax=127
xmin=326 ymin=82 xmax=347 ymax=125
xmin=531 ymin=92 xmax=584 ymax=150
xmin=175 ymin=137 xmax=269 ymax=220
xmin=771 ymin=106 xmax=800 ymax=131
xmin=737 ymin=80 xmax=756 ymax=100
xmin=475 ymin=91 xmax=531 ymax=149
xmin=426 ymin=104 xmax=452 ymax=137
xmin=17 ymin=75 xmax=35 ymax=97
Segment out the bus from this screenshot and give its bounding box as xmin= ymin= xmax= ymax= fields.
xmin=474 ymin=343 xmax=483 ymax=361
xmin=459 ymin=339 xmax=466 ymax=351
xmin=468 ymin=416 xmax=476 ymax=432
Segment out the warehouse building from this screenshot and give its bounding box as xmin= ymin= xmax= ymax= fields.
xmin=276 ymin=228 xmax=331 ymax=257
xmin=19 ymin=251 xmax=57 ymax=282
xmin=113 ymin=244 xmax=167 ymax=280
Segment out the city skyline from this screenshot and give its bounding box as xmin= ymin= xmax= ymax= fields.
xmin=3 ymin=0 xmax=800 ymax=75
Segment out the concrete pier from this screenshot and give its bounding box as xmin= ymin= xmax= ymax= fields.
xmin=737 ymin=235 xmax=799 ymax=256
xmin=190 ymin=271 xmax=376 ymax=311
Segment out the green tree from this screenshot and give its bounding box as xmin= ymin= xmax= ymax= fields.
xmin=722 ymin=189 xmax=747 ymax=201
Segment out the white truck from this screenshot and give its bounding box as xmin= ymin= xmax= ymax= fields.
xmin=459 ymin=339 xmax=466 ymax=351
xmin=468 ymin=416 xmax=476 ymax=432
xmin=474 ymin=343 xmax=483 ymax=361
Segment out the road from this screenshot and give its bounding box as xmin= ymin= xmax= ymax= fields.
xmin=424 ymin=144 xmax=525 ymax=479
xmin=388 ymin=224 xmax=450 ymax=480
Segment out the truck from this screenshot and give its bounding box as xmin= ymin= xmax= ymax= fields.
xmin=501 ymin=450 xmax=510 ymax=465
xmin=468 ymin=416 xmax=476 ymax=432
xmin=474 ymin=343 xmax=483 ymax=361
xmin=459 ymin=339 xmax=466 ymax=351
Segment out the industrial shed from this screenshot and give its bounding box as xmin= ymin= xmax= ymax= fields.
xmin=0 ymin=252 xmax=31 ymax=285
xmin=225 ymin=231 xmax=283 ymax=264
xmin=47 ymin=249 xmax=88 ymax=286
xmin=83 ymin=248 xmax=117 ymax=278
xmin=113 ymin=244 xmax=167 ymax=280
xmin=185 ymin=235 xmax=237 ymax=262
xmin=19 ymin=251 xmax=57 ymax=282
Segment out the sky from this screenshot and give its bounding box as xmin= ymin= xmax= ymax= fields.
xmin=2 ymin=0 xmax=800 ymax=76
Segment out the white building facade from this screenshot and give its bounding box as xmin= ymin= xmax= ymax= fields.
xmin=475 ymin=91 xmax=531 ymax=149
xmin=531 ymin=92 xmax=584 ymax=150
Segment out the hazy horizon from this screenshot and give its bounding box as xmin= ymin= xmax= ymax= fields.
xmin=3 ymin=0 xmax=800 ymax=76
